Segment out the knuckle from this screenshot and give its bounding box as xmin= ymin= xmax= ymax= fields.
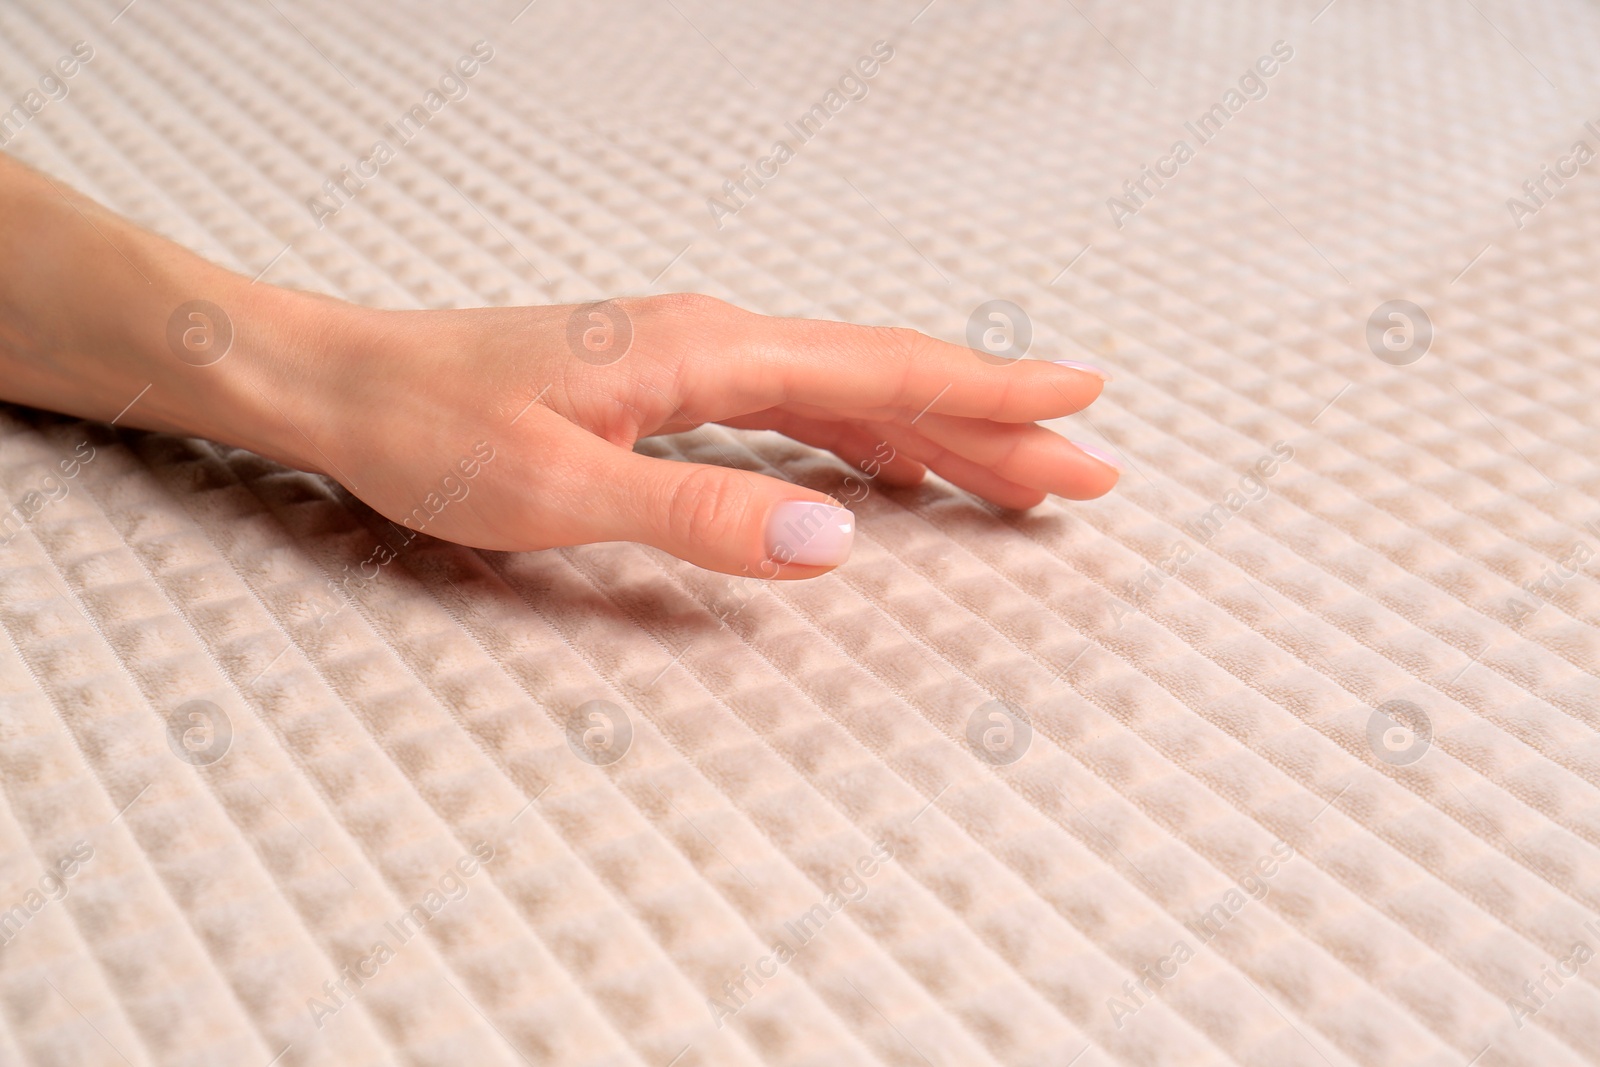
xmin=667 ymin=466 xmax=753 ymax=550
xmin=874 ymin=325 xmax=929 ymax=360
xmin=643 ymin=291 xmax=732 ymax=322
xmin=990 ymin=428 xmax=1028 ymax=471
xmin=863 ymin=325 xmax=926 ymax=406
xmin=630 ymin=293 xmax=739 ymax=378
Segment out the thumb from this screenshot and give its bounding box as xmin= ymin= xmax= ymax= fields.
xmin=593 ymin=447 xmax=856 ymax=579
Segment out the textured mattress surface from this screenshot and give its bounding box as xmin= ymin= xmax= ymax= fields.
xmin=3 ymin=1 xmax=1600 ymax=1065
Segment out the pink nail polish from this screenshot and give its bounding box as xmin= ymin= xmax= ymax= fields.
xmin=765 ymin=502 xmax=855 ymax=567
xmin=1072 ymin=441 xmax=1124 ymax=473
xmin=1052 ymin=359 xmax=1112 ymax=382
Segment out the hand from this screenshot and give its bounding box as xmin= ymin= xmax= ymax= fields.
xmin=0 ymin=155 xmax=1118 ymax=580
xmin=276 ymin=293 xmax=1118 ymax=579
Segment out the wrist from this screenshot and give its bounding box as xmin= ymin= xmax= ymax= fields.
xmin=145 ymin=273 xmax=368 ymax=479
xmin=0 ymin=156 xmax=366 ymax=479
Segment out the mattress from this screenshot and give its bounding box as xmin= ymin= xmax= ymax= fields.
xmin=1 ymin=0 xmax=1598 ymax=1064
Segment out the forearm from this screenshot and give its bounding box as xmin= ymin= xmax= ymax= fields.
xmin=0 ymin=152 xmax=341 ymax=469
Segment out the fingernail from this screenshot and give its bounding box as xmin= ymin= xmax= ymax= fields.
xmin=765 ymin=501 xmax=855 ymax=567
xmin=1072 ymin=441 xmax=1124 ymax=473
xmin=1052 ymin=359 xmax=1112 ymax=382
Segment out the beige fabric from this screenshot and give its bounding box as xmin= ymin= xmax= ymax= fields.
xmin=2 ymin=1 xmax=1599 ymax=1064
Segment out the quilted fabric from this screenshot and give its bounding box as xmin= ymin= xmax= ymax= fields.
xmin=2 ymin=1 xmax=1599 ymax=1064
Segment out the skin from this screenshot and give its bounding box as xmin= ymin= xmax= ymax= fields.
xmin=0 ymin=152 xmax=1117 ymax=578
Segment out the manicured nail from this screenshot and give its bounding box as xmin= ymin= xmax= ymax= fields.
xmin=1072 ymin=441 xmax=1124 ymax=473
xmin=1052 ymin=359 xmax=1112 ymax=382
xmin=765 ymin=501 xmax=855 ymax=567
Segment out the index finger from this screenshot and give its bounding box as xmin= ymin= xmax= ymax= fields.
xmin=662 ymin=298 xmax=1110 ymax=423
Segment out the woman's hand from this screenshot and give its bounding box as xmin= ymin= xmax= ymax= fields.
xmin=0 ymin=154 xmax=1117 ymax=579
xmin=279 ymin=294 xmax=1118 ymax=579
